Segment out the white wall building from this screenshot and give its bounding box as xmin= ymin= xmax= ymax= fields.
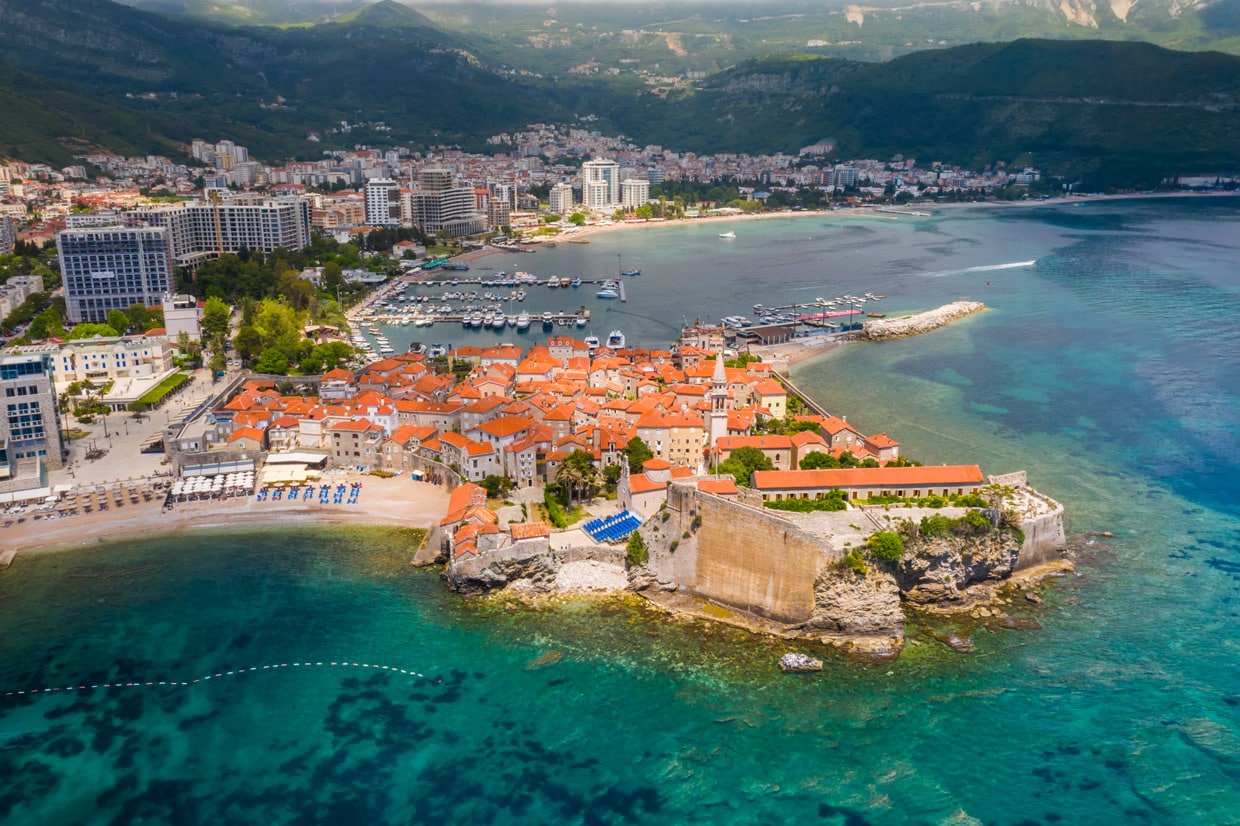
xmin=17 ymin=336 xmax=172 ymax=391
xmin=125 ymin=194 xmax=313 ymax=269
xmin=162 ymin=293 xmax=202 ymax=340
xmin=621 ymin=177 xmax=650 ymax=211
xmin=364 ymin=178 xmax=401 ymax=227
xmin=549 ymin=182 xmax=575 ymax=215
xmin=581 ymin=159 xmax=621 ymax=210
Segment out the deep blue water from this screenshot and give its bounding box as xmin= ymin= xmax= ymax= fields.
xmin=2 ymin=198 xmax=1239 ymax=825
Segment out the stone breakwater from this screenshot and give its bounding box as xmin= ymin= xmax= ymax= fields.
xmin=861 ymin=301 xmax=986 ymax=340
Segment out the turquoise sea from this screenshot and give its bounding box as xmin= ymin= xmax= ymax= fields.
xmin=2 ymin=198 xmax=1239 ymax=824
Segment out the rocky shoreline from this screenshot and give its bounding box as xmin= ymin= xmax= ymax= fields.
xmin=860 ymin=301 xmax=987 ymax=340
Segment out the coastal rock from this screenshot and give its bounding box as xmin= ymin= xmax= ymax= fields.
xmin=805 ymin=566 xmax=905 ymax=651
xmin=627 ymin=566 xmax=677 ymax=592
xmin=446 ymin=550 xmax=558 ymax=597
xmin=778 ymin=653 xmax=823 ymax=673
xmin=895 ymin=532 xmax=1021 ymax=608
xmin=860 ymin=301 xmax=985 ymax=341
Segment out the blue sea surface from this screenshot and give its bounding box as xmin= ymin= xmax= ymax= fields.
xmin=2 ymin=198 xmax=1239 ymax=824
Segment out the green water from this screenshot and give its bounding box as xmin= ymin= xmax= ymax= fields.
xmin=2 ymin=199 xmax=1239 ymax=824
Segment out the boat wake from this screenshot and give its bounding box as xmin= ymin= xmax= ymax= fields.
xmin=922 ymin=260 xmax=1036 ymax=278
xmin=2 ymin=660 xmax=430 ymax=701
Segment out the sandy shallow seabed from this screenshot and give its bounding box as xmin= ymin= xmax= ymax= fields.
xmin=1 ymin=476 xmax=450 ymax=557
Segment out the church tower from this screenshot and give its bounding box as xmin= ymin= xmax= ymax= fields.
xmin=707 ymin=349 xmax=729 ymax=465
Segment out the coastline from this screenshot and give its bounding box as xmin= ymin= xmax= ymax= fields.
xmin=441 ymin=190 xmax=1240 ymax=276
xmin=1 ymin=476 xmax=450 ymax=559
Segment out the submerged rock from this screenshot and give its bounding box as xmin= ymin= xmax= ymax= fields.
xmin=938 ymin=633 xmax=974 ymax=653
xmin=778 ymin=653 xmax=823 ymax=673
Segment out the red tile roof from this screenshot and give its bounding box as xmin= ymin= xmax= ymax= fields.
xmin=698 ymin=478 xmax=739 ymax=495
xmin=752 ymin=465 xmax=984 ymax=490
xmin=627 ymin=472 xmax=667 ymax=494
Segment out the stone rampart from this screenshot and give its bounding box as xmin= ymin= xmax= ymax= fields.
xmin=688 ymin=493 xmax=835 ymax=624
xmin=1016 ymin=500 xmax=1067 ymax=569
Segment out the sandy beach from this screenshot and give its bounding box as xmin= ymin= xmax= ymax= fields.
xmin=1 ymin=476 xmax=450 ymax=559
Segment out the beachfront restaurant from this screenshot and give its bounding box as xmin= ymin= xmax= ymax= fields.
xmin=258 ymin=452 xmax=330 ymax=488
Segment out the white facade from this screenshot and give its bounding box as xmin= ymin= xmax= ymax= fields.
xmin=125 ymin=195 xmax=313 ymax=269
xmin=162 ymin=294 xmax=202 ymax=340
xmin=549 ymin=182 xmax=575 ymax=215
xmin=581 ymin=159 xmax=621 ymax=210
xmin=19 ymin=336 xmax=171 ymax=390
xmin=621 ymin=177 xmax=650 ymax=210
xmin=364 ymin=178 xmax=401 ymax=227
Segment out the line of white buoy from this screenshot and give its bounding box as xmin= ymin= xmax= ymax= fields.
xmin=2 ymin=661 xmax=427 ymax=699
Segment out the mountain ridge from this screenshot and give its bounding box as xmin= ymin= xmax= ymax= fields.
xmin=1 ymin=0 xmax=1238 ymax=186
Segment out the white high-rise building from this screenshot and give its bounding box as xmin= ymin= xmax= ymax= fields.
xmin=581 ymin=159 xmax=621 ymax=210
xmin=549 ymin=182 xmax=575 ymax=216
xmin=364 ymin=178 xmax=401 ymax=227
xmin=126 ymin=195 xmax=313 ymax=269
xmin=58 ymin=226 xmax=174 ymax=324
xmin=621 ymin=178 xmax=650 ymax=211
xmin=408 ymin=168 xmax=486 ymax=237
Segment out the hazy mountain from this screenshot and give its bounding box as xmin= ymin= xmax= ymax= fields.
xmin=2 ymin=0 xmax=1239 ymax=187
xmin=0 ymin=0 xmax=564 ymax=161
xmin=120 ymin=0 xmax=1240 ymax=65
xmin=613 ymin=40 xmax=1240 ymax=186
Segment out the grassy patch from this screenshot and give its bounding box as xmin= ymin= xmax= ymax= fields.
xmin=128 ymin=372 xmax=189 ymax=412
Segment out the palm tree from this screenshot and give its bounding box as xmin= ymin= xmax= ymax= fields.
xmin=555 ymin=449 xmax=602 ymax=506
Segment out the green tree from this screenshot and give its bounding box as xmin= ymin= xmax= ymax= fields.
xmin=253 ymin=347 xmax=290 ymax=375
xmin=867 ymin=531 xmax=905 ymax=564
xmin=716 ymin=446 xmax=774 ymax=486
xmin=800 ymin=451 xmax=840 ymax=470
xmin=202 ymin=296 xmax=231 ymax=342
xmin=233 ymin=326 xmax=264 ymax=364
xmin=299 ymin=341 xmax=353 ymax=374
xmin=127 ymin=303 xmax=157 ymax=332
xmin=481 ymin=474 xmax=514 ymax=499
xmin=625 ymin=436 xmax=655 ymax=474
xmin=626 ymin=530 xmax=649 ymax=566
xmin=65 ymin=323 xmax=119 ymax=341
xmin=176 ymin=330 xmax=203 ymax=368
xmin=568 ymin=213 xmax=586 ymax=227
xmin=555 ymin=449 xmax=602 ymax=506
xmin=106 ymin=309 xmax=130 ymax=335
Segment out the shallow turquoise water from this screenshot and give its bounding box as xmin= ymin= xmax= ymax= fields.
xmin=2 ymin=199 xmax=1239 ymax=824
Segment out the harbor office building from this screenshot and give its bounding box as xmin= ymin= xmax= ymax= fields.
xmin=752 ymin=465 xmax=985 ymax=502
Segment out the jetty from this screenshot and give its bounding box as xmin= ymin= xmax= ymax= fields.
xmin=860 ymin=301 xmax=986 ymax=340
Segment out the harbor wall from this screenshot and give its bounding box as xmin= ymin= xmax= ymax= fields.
xmin=860 ymin=301 xmax=986 ymax=340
